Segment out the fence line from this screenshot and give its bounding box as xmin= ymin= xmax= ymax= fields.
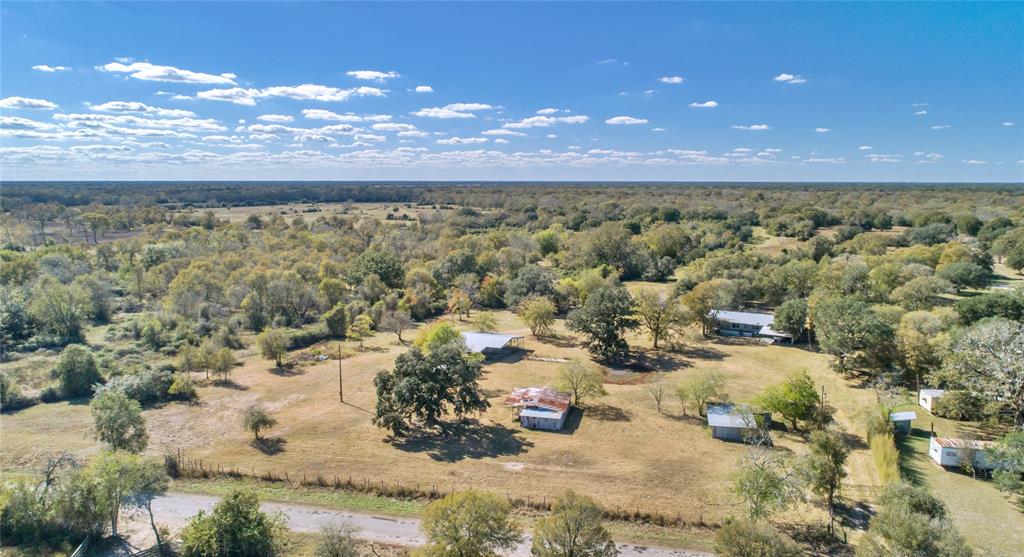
xmin=166 ymin=450 xmax=720 ymax=531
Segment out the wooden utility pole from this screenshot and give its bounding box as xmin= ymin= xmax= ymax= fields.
xmin=338 ymin=344 xmax=343 ymax=402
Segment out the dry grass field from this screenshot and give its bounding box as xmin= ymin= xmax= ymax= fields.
xmin=2 ymin=307 xmax=881 ymax=535
xmin=177 ymin=201 xmax=464 ymax=225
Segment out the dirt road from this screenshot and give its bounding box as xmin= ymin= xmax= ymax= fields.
xmin=152 ymin=492 xmax=713 ymax=556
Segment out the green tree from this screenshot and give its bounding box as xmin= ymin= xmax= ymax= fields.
xmin=520 ymin=296 xmax=557 ymax=337
xmin=91 ymin=389 xmax=148 ymax=453
xmin=87 ymin=451 xmax=166 ymax=538
xmin=323 ymin=303 xmax=349 ymax=337
xmin=714 ymin=518 xmax=802 ymax=557
xmin=347 ymin=314 xmax=373 ymax=347
xmin=677 ymin=370 xmax=725 ymax=417
xmin=801 ymin=429 xmax=849 ymax=533
xmin=316 ymin=524 xmax=360 ymax=557
xmin=257 ymin=328 xmax=290 ymax=368
xmin=556 ymin=361 xmax=607 ymax=406
xmin=53 ymin=344 xmax=104 ymax=398
xmin=380 ymin=308 xmax=415 ymax=342
xmin=772 ymin=299 xmax=807 ymax=343
xmin=812 ymin=295 xmax=893 ymax=374
xmin=243 ymin=404 xmax=277 ymax=441
xmin=531 ymin=490 xmax=617 ymax=557
xmin=29 ymin=276 xmax=91 ymax=343
xmin=567 ymin=284 xmax=638 ymax=364
xmin=681 ymin=278 xmax=735 ymax=336
xmin=936 ymin=318 xmax=1024 ymax=426
xmin=180 ymin=488 xmax=287 ymax=557
xmin=473 ymin=311 xmax=498 ymax=333
xmin=373 ymin=343 xmax=488 ymax=435
xmin=755 ymin=370 xmax=819 ymax=432
xmin=420 ymin=490 xmax=521 ymax=557
xmin=732 ymin=449 xmax=800 ymax=521
xmin=635 ymin=288 xmax=685 ymax=349
xmin=857 ymin=482 xmax=972 ymax=557
xmin=989 ymin=430 xmax=1024 ymax=511
xmin=936 ymin=261 xmax=989 ymax=293
xmin=413 ymin=322 xmax=461 ymax=352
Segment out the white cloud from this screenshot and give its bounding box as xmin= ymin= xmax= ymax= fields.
xmin=912 ymin=102 xmax=929 ymax=107
xmin=444 ymin=103 xmax=494 ymax=111
xmin=372 ymin=123 xmax=418 ymax=132
xmin=859 ymin=145 xmax=873 ymax=150
xmin=0 ymin=96 xmax=59 ymax=110
xmin=258 ymin=114 xmax=294 ymax=123
xmin=302 ymin=109 xmax=391 ymax=122
xmin=913 ymin=110 xmax=928 ymax=116
xmin=815 ymin=127 xmax=830 ymax=133
xmin=346 ymin=70 xmax=400 ymax=82
xmin=546 ymin=134 xmax=557 ymax=139
xmin=731 ymin=124 xmax=772 ymax=131
xmin=773 ymin=73 xmax=807 ymax=84
xmin=99 ymin=61 xmax=237 ymax=85
xmin=605 ymin=116 xmax=648 ymax=125
xmin=437 ymin=136 xmax=488 ymax=145
xmin=931 ymin=124 xmax=951 ymax=130
xmin=482 ymin=129 xmax=526 ymax=136
xmin=1003 ymin=121 xmax=1016 ymax=127
xmin=963 ymin=159 xmax=989 ymax=165
xmin=413 ymin=107 xmax=475 ymax=119
xmin=688 ymin=101 xmax=718 ymax=108
xmin=414 ymin=85 xmax=433 ymax=93
xmin=90 ymin=101 xmax=195 ymax=117
xmin=659 ymin=76 xmax=685 ymax=84
xmin=197 ymin=85 xmax=385 ymax=106
xmin=536 ymin=108 xmax=561 ymax=115
xmin=867 ymin=153 xmax=903 ymax=163
xmin=32 ymin=65 xmax=70 ymax=72
xmin=493 ymin=138 xmax=509 ymax=144
xmin=651 ymin=127 xmax=666 ymax=132
xmin=503 ymin=115 xmax=588 ymax=129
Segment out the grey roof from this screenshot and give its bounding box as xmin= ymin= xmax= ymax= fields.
xmin=710 ymin=310 xmax=775 ymax=328
xmin=707 ymin=403 xmax=758 ymax=428
xmin=890 ymin=411 xmax=918 ymax=422
xmin=919 ymin=389 xmax=946 ymax=397
xmin=461 ymin=332 xmax=522 ymax=353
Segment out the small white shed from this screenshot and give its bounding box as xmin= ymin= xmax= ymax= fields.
xmin=504 ymin=387 xmax=571 ymax=432
xmin=890 ymin=411 xmax=917 ymax=434
xmin=707 ymin=403 xmax=771 ymax=443
xmin=919 ymin=389 xmax=946 ymax=413
xmin=928 ymin=437 xmax=994 ymax=469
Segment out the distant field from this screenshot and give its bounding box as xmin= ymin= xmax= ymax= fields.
xmin=176 ymin=201 xmax=464 ymax=225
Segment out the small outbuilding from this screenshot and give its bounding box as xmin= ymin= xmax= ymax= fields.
xmin=707 ymin=403 xmax=771 ymax=443
xmin=461 ymin=332 xmax=525 ymax=355
xmin=708 ymin=310 xmax=792 ymax=342
xmin=918 ymin=389 xmax=946 ymax=413
xmin=890 ymin=411 xmax=917 ymax=434
xmin=928 ymin=437 xmax=995 ymax=469
xmin=505 ymin=387 xmax=571 ymax=431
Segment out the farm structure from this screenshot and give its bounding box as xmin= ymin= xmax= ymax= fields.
xmin=461 ymin=332 xmax=526 ymax=355
xmin=708 ymin=310 xmax=792 ymax=342
xmin=890 ymin=411 xmax=917 ymax=434
xmin=928 ymin=437 xmax=995 ymax=469
xmin=919 ymin=389 xmax=946 ymax=413
xmin=504 ymin=387 xmax=571 ymax=431
xmin=706 ymin=403 xmax=771 ymax=443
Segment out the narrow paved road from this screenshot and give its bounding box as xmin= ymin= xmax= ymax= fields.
xmin=153 ymin=493 xmax=712 ymax=556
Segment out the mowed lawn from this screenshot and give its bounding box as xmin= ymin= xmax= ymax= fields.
xmin=896 ymin=410 xmax=1024 ymax=556
xmin=1 ymin=307 xmax=885 ymax=533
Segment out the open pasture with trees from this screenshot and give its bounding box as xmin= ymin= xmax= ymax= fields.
xmin=2 ymin=182 xmax=1024 ymax=555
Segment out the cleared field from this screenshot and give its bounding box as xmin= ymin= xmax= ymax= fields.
xmin=176 ymin=201 xmax=465 ymax=225
xmin=1 ymin=309 xmax=881 ymax=537
xmin=894 ymin=410 xmax=1024 ymax=557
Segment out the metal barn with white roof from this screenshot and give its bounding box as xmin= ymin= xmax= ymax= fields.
xmin=708 ymin=310 xmax=792 ymax=341
xmin=460 ymin=332 xmax=525 ymax=355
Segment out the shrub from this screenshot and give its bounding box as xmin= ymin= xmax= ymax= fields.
xmin=933 ymin=390 xmax=986 ymax=421
xmin=871 ymin=433 xmax=901 ymax=485
xmin=95 ymin=367 xmax=174 ymax=405
xmin=715 ymin=518 xmax=802 ymax=557
xmin=52 ymin=344 xmax=104 ymax=398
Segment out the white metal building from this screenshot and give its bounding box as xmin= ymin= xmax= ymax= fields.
xmin=890 ymin=411 xmax=917 ymax=434
xmin=707 ymin=403 xmax=771 ymax=442
xmin=708 ymin=310 xmax=792 ymax=341
xmin=504 ymin=387 xmax=571 ymax=431
xmin=928 ymin=437 xmax=995 ymax=469
xmin=461 ymin=332 xmax=525 ymax=355
xmin=918 ymin=389 xmax=946 ymax=413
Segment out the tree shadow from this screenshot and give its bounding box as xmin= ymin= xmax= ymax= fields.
xmin=675 ymin=344 xmax=727 ymax=362
xmin=630 ymin=349 xmax=694 ymax=372
xmin=582 ymin=403 xmax=632 ymax=422
xmin=213 ymin=379 xmax=249 ymax=390
xmin=836 ymin=499 xmax=875 ymax=532
xmin=538 ymin=334 xmax=579 ymax=348
xmin=897 ymin=431 xmax=927 ymax=485
xmin=389 ymin=419 xmax=533 ymax=462
xmin=839 ymin=430 xmax=868 ymax=451
xmin=270 ymin=365 xmax=305 ymax=377
xmin=666 ymin=413 xmax=705 ymax=426
xmin=251 ymin=436 xmax=287 ymax=455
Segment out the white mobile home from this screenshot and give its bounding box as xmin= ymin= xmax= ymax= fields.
xmin=928 ymin=437 xmax=994 ymax=469
xmin=918 ymin=389 xmax=946 ymax=413
xmin=708 ymin=310 xmax=792 ymax=342
xmin=461 ymin=332 xmax=525 ymax=355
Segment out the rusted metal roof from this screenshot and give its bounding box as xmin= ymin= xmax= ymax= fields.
xmin=504 ymin=387 xmax=571 ymax=413
xmin=932 ymin=437 xmax=994 ymax=450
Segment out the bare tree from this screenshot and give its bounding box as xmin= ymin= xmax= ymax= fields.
xmin=648 ymin=382 xmax=667 ymax=413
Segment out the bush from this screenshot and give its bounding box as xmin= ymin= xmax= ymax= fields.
xmin=94 ymin=367 xmax=174 ymax=405
xmin=934 ymin=391 xmax=986 ymax=421
xmin=52 ymin=344 xmax=104 ymax=398
xmin=0 ymin=374 xmax=37 ymax=411
xmin=871 ymin=433 xmax=901 ymax=485
xmin=715 ymin=518 xmax=802 ymax=557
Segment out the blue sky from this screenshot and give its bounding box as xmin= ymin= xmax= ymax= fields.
xmin=1 ymin=1 xmax=1022 ymax=181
